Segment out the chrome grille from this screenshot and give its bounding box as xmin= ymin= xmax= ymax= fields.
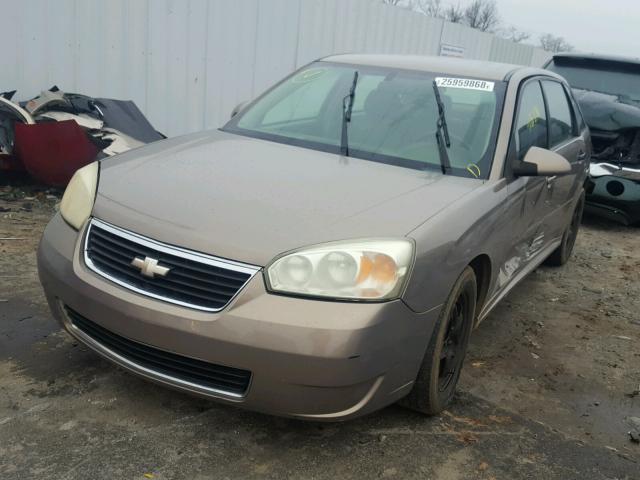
xmin=84 ymin=219 xmax=260 ymax=311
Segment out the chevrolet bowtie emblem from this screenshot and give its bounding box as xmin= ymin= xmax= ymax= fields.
xmin=131 ymin=256 xmax=170 ymax=278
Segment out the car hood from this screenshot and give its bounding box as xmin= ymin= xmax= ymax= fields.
xmin=573 ymin=88 xmax=640 ymax=132
xmin=94 ymin=130 xmax=480 ymax=266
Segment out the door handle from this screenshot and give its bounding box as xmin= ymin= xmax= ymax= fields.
xmin=577 ymin=150 xmax=587 ymax=160
xmin=546 ymin=176 xmax=556 ymax=189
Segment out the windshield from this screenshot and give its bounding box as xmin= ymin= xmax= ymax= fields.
xmin=547 ymin=59 xmax=640 ymax=103
xmin=223 ymin=62 xmax=506 ymax=179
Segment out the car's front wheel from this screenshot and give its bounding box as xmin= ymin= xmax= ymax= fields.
xmin=545 ymin=190 xmax=585 ymax=267
xmin=400 ymin=266 xmax=477 ymax=415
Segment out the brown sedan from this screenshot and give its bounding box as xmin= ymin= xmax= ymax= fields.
xmin=38 ymin=55 xmax=589 ymax=420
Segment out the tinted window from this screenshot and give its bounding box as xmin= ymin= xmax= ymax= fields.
xmin=568 ymin=88 xmax=586 ymax=131
xmin=542 ymin=80 xmax=574 ymax=147
xmin=547 ymin=58 xmax=640 ymax=103
xmin=515 ymin=81 xmax=547 ymax=159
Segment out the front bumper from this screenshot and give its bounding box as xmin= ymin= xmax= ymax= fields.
xmin=38 ymin=214 xmax=439 ymax=420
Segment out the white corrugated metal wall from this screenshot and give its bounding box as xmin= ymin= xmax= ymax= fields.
xmin=0 ymin=0 xmax=551 ymax=137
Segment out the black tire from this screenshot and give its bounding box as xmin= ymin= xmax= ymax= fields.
xmin=400 ymin=266 xmax=477 ymax=415
xmin=545 ymin=190 xmax=585 ymax=267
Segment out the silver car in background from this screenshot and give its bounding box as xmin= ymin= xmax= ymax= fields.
xmin=38 ymin=55 xmax=589 ymax=420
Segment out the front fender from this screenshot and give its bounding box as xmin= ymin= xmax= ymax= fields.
xmin=402 ymin=180 xmax=508 ymax=313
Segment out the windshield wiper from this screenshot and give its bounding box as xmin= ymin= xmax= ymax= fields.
xmin=432 ymin=80 xmax=452 ymax=175
xmin=341 ymin=71 xmax=359 ymax=156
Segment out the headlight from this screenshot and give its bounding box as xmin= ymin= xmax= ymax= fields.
xmin=266 ymin=239 xmax=414 ymax=301
xmin=59 ymin=162 xmax=99 ymax=230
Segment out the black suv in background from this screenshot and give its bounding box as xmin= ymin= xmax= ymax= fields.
xmin=545 ymin=53 xmax=640 ymax=225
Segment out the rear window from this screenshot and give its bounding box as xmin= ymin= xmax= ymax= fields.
xmin=547 ymin=58 xmax=640 ymax=103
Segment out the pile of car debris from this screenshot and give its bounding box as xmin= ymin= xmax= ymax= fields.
xmin=0 ymin=87 xmax=163 ymax=186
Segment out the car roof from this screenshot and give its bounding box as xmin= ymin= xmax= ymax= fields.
xmin=322 ymin=54 xmax=551 ymax=82
xmin=551 ymin=52 xmax=640 ymax=66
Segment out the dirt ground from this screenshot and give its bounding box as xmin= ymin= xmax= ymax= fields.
xmin=0 ymin=181 xmax=638 ymax=479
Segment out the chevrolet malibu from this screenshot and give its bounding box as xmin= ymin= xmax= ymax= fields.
xmin=38 ymin=55 xmax=590 ymax=420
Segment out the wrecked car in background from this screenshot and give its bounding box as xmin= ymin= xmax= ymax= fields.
xmin=546 ymin=53 xmax=640 ymax=225
xmin=0 ymin=87 xmax=163 ymax=186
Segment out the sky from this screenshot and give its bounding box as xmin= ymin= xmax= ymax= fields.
xmin=495 ymin=0 xmax=639 ymax=56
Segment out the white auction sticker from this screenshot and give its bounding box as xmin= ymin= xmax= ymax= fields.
xmin=435 ymin=77 xmax=494 ymax=92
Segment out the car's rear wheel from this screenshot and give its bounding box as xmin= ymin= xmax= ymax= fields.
xmin=400 ymin=266 xmax=477 ymax=415
xmin=545 ymin=190 xmax=585 ymax=267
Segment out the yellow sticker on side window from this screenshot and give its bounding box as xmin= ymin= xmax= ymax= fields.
xmin=435 ymin=77 xmax=494 ymax=92
xmin=527 ymin=106 xmax=541 ymax=130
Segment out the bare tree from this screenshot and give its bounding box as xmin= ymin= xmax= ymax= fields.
xmin=444 ymin=3 xmax=465 ymax=23
xmin=539 ymin=33 xmax=574 ymax=53
xmin=463 ymin=0 xmax=500 ymax=32
xmin=411 ymin=0 xmax=444 ymax=18
xmin=500 ymin=25 xmax=531 ymax=44
xmin=388 ymin=0 xmax=528 ymax=43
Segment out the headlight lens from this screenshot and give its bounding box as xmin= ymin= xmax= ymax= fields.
xmin=266 ymin=239 xmax=414 ymax=300
xmin=59 ymin=162 xmax=99 ymax=230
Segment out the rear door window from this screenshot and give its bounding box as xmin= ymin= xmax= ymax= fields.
xmin=566 ymin=84 xmax=586 ymax=132
xmin=541 ymin=80 xmax=575 ymax=148
xmin=514 ymin=81 xmax=548 ymax=160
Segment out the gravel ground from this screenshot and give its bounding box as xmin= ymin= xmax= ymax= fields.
xmin=0 ymin=182 xmax=638 ymax=479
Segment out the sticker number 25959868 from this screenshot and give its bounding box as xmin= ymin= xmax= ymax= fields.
xmin=435 ymin=77 xmax=495 ymax=92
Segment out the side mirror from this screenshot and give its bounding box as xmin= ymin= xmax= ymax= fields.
xmin=230 ymin=100 xmax=250 ymax=119
xmin=513 ymin=147 xmax=571 ymax=177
